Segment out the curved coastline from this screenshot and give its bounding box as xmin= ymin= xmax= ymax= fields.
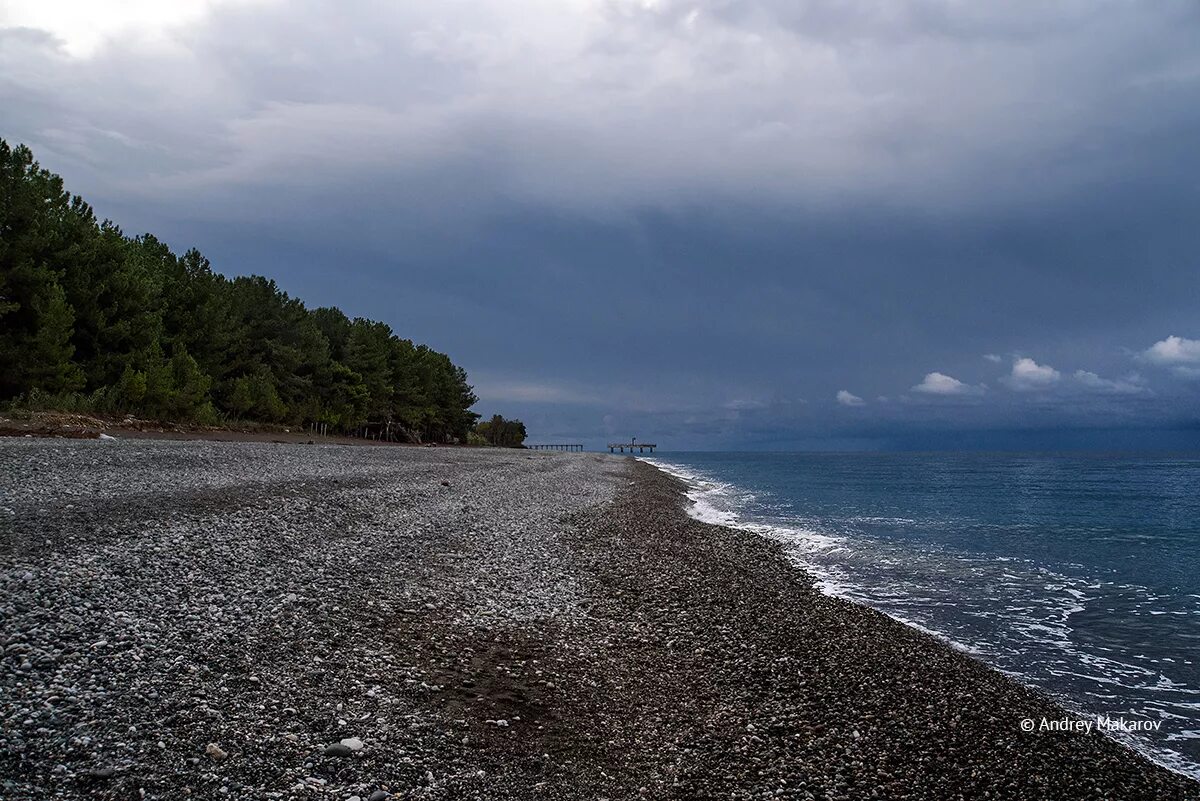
xmin=636 ymin=453 xmax=1200 ymax=786
xmin=1 ymin=439 xmax=1196 ymax=800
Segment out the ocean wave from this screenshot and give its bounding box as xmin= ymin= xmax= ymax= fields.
xmin=638 ymin=455 xmax=1200 ymax=781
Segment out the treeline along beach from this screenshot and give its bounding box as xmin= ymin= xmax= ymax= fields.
xmin=0 ymin=140 xmax=479 ymax=442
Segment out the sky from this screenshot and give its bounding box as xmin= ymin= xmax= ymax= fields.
xmin=3 ymin=0 xmax=1200 ymax=450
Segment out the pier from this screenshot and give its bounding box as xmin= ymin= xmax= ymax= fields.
xmin=528 ymin=444 xmax=585 ymax=452
xmin=608 ymin=438 xmax=656 ymax=454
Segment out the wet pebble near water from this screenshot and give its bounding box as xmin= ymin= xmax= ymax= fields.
xmin=0 ymin=438 xmax=1196 ymax=800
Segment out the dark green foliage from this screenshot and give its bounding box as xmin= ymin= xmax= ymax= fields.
xmin=0 ymin=139 xmax=481 ymax=441
xmin=0 ymin=141 xmax=87 ymax=395
xmin=474 ymin=414 xmax=527 ymax=448
xmin=148 ymin=346 xmax=213 ymax=420
xmin=228 ymin=369 xmax=287 ymax=422
xmin=19 ymin=280 xmax=85 ymax=393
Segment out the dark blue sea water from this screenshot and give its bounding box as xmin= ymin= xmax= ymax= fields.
xmin=642 ymin=452 xmax=1200 ymax=778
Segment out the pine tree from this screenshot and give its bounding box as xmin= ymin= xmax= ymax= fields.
xmin=25 ymin=280 xmax=85 ymax=393
xmin=1 ymin=138 xmax=486 ymax=436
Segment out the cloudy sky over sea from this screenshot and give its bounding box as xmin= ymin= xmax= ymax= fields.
xmin=3 ymin=1 xmax=1199 ymax=448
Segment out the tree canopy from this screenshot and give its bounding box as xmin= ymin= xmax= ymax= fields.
xmin=0 ymin=139 xmax=493 ymax=443
xmin=474 ymin=414 xmax=528 ymax=448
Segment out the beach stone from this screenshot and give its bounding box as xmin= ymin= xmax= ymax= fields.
xmin=2 ymin=439 xmax=1197 ymax=801
xmin=339 ymin=737 xmax=364 ymax=751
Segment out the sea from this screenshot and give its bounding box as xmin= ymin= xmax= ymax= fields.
xmin=640 ymin=451 xmax=1200 ymax=779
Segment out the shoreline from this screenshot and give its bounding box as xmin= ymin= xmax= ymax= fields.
xmin=1 ymin=440 xmax=1196 ymax=799
xmin=638 ymin=453 xmax=1200 ymax=782
xmin=609 ymin=459 xmax=1199 ymax=798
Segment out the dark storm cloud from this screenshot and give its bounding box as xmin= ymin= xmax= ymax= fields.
xmin=2 ymin=0 xmax=1199 ymax=448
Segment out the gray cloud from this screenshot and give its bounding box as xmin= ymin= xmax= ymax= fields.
xmin=1073 ymin=370 xmax=1150 ymax=395
xmin=3 ymin=1 xmax=1200 ymax=448
xmin=5 ymin=1 xmax=1200 ymax=216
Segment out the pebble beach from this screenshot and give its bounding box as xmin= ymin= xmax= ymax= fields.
xmin=1 ymin=439 xmax=1197 ymax=800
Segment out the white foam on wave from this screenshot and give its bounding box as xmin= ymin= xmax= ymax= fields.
xmin=640 ymin=456 xmax=976 ymax=655
xmin=637 ymin=456 xmax=1200 ymax=781
xmin=889 ymin=614 xmax=989 ymax=656
xmin=642 ymin=457 xmax=847 ymax=557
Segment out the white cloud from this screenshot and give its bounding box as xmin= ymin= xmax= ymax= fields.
xmin=983 ymin=353 xmax=1003 ymax=363
xmin=1141 ymin=335 xmax=1200 ymax=378
xmin=1003 ymin=357 xmax=1061 ymax=391
xmin=911 ymin=371 xmax=981 ymax=396
xmin=0 ymin=0 xmax=274 ymax=57
xmin=1142 ymin=335 xmax=1200 ymax=365
xmin=836 ymin=390 xmax=865 ymax=407
xmin=1073 ymin=370 xmax=1150 ymax=395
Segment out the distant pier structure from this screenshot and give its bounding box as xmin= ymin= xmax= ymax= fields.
xmin=528 ymin=443 xmax=584 ymax=452
xmin=608 ymin=437 xmax=656 ymax=454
